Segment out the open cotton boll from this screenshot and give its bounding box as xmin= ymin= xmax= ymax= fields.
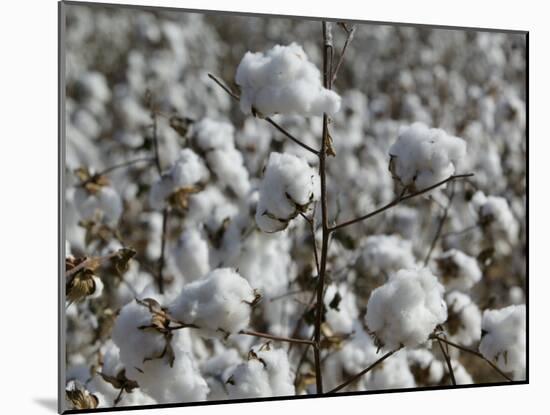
xmin=111 ymin=299 xmax=168 ymax=375
xmin=445 ymin=291 xmax=482 ymax=346
xmin=226 ymin=347 xmax=295 ymax=398
xmin=192 ymin=118 xmax=235 ymax=151
xmin=471 ymin=191 xmax=519 ymax=245
xmin=133 ymin=347 xmax=209 ymax=404
xmin=365 ymin=268 xmax=447 ymax=349
xmin=235 ymin=43 xmax=341 ymax=117
xmin=359 ymin=234 xmax=416 ymax=278
xmin=73 ymin=186 xmax=123 ymax=224
xmin=172 ymin=227 xmax=210 ymax=283
xmin=324 ymin=284 xmax=359 ymax=335
xmin=206 ymin=147 xmax=251 ymax=198
xmin=201 ymin=348 xmax=242 ymax=401
xmin=169 ymin=268 xmax=256 ymax=337
xmin=479 ymin=304 xmax=526 ymax=379
xmin=256 ymin=152 xmax=319 ymax=233
xmin=322 ymin=323 xmax=380 ymax=391
xmin=435 ymin=249 xmax=482 ymax=292
xmin=149 ymin=149 xmax=209 ymax=210
xmin=389 ymin=122 xmax=466 ymax=190
xmin=366 ymin=350 xmax=415 ymax=390
xmin=406 ymin=349 xmax=445 ymax=386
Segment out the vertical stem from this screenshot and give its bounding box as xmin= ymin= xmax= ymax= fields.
xmin=150 ymin=108 xmax=167 ymax=294
xmin=313 ymin=20 xmax=333 ymax=395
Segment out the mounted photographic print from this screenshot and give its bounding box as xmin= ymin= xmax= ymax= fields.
xmin=59 ymin=1 xmax=528 ymax=413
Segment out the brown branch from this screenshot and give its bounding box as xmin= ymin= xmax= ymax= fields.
xmin=299 ymin=211 xmax=321 ymax=276
xmin=330 ymin=174 xmax=474 ymax=232
xmin=436 ymin=336 xmax=456 ymax=385
xmin=239 ymin=329 xmax=315 ymax=346
xmin=328 ymin=346 xmax=404 ymax=393
xmin=331 ymin=24 xmax=356 ymax=85
xmin=207 ymin=73 xmax=319 ymax=155
xmin=157 ymin=208 xmax=169 ymax=294
xmin=423 ymin=182 xmax=456 ymax=266
xmin=431 ymin=335 xmax=513 ymax=382
xmin=312 ymin=21 xmax=335 ymax=395
xmin=78 ymin=157 xmax=155 ymax=187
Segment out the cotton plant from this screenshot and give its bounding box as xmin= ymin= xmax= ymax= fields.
xmin=479 ymin=304 xmax=526 ymax=380
xmin=255 ymin=152 xmax=320 ymax=232
xmin=64 ymin=7 xmax=526 ymax=408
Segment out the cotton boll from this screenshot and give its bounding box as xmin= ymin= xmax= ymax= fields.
xmin=235 ymin=43 xmax=341 ymax=117
xmin=226 ymin=347 xmax=295 ymax=398
xmin=206 ymin=147 xmax=251 ymax=198
xmin=479 ymin=304 xmax=526 ymax=379
xmin=366 ymin=351 xmax=415 ymax=390
xmin=471 ymin=191 xmax=519 ymax=246
xmin=406 ymin=349 xmax=445 ymax=386
xmin=435 ymin=249 xmax=482 ymax=292
xmin=134 ymin=348 xmax=209 ymax=404
xmin=322 ymin=323 xmax=380 ymax=392
xmin=169 ymin=268 xmax=256 ymax=337
xmin=445 ymin=360 xmax=474 ymax=385
xmin=389 ymin=122 xmax=466 ymax=190
xmin=73 ymin=186 xmax=123 ymax=224
xmin=201 ymin=348 xmax=242 ymax=400
xmin=324 ymin=284 xmax=359 ymax=335
xmin=172 ymin=227 xmax=211 ymax=283
xmin=365 ymin=268 xmax=447 ymax=349
xmin=256 ymin=152 xmax=319 ymax=233
xmin=149 ymin=149 xmax=209 ymax=210
xmin=359 ymin=234 xmax=417 ymax=279
xmin=192 ymin=118 xmax=235 ymax=151
xmin=111 ymin=299 xmax=173 ymax=376
xmin=445 ymin=291 xmax=482 ymax=346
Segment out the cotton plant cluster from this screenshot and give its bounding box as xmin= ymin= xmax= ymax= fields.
xmin=235 ymin=43 xmax=341 ymax=117
xmin=64 ymin=5 xmax=526 ymax=410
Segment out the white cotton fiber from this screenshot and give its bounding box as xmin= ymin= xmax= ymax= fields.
xmin=436 ymin=249 xmax=482 ymax=292
xmin=172 ymin=227 xmax=211 ymax=283
xmin=365 ymin=268 xmax=447 ymax=349
xmin=389 ymin=122 xmax=466 ymax=189
xmin=226 ymin=347 xmax=295 ymax=398
xmin=149 ymin=149 xmax=209 ymax=210
xmin=471 ymin=191 xmax=519 ymax=245
xmin=74 ymin=185 xmax=123 ymax=224
xmin=445 ymin=291 xmax=482 ymax=346
xmin=255 ymin=152 xmax=319 ymax=232
xmin=235 ymin=43 xmax=341 ymax=117
xmin=169 ymin=268 xmax=256 ymax=337
xmin=479 ymin=304 xmax=526 ymax=379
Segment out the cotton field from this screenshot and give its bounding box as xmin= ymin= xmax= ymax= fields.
xmin=63 ymin=3 xmax=526 ymax=411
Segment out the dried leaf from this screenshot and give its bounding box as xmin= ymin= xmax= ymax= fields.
xmin=65 ymin=381 xmax=99 ymax=410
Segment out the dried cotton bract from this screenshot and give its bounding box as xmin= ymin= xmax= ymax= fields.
xmin=255 ymin=152 xmax=320 ymax=233
xmin=169 ymin=268 xmax=257 ymax=338
xmin=389 ymin=122 xmax=466 ymax=190
xmin=479 ymin=304 xmax=526 ymax=379
xmin=365 ymin=268 xmax=447 ymax=349
xmin=235 ymin=43 xmax=341 ymax=117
